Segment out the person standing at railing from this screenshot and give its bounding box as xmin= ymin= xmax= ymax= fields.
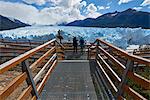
xmin=57 ymin=30 xmax=63 ymax=44
xmin=73 ymin=37 xmax=78 ymax=53
xmin=79 ymin=37 xmax=85 ymax=53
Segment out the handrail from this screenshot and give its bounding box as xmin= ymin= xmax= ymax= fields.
xmin=96 ymin=39 xmax=150 ymax=65
xmin=97 ymin=46 xmax=150 ymax=90
xmin=1 ymin=37 xmax=149 ymax=100
xmin=98 ymin=46 xmax=126 ymax=70
xmin=0 ymin=38 xmax=65 ymax=100
xmin=0 ymin=39 xmax=45 ymax=45
xmin=96 ymin=60 xmax=118 ymax=92
xmin=55 ymin=40 xmax=65 ymax=50
xmin=87 ymin=40 xmax=97 ymax=59
xmin=88 ymin=40 xmax=97 ymax=49
xmin=29 ymin=47 xmax=55 ymax=70
xmin=17 ymin=58 xmax=57 ymax=100
xmin=0 ymin=39 xmax=56 ymax=74
xmin=89 ymin=38 xmax=150 ymax=99
xmin=97 ymin=54 xmax=121 ymax=82
xmin=34 ymin=54 xmax=56 ymax=84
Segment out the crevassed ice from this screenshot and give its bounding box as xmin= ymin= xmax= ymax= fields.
xmin=0 ymin=26 xmax=150 ymax=49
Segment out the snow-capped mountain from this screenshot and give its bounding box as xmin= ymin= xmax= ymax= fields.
xmin=66 ymin=9 xmax=150 ymax=29
xmin=0 ymin=15 xmax=30 ymax=31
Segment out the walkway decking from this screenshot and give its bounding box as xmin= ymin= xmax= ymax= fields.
xmin=65 ymin=51 xmax=88 ymax=60
xmin=40 ymin=60 xmax=97 ymax=100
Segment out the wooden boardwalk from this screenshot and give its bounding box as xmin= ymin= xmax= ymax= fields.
xmin=40 ymin=60 xmax=97 ymax=100
xmin=0 ymin=38 xmax=149 ymax=100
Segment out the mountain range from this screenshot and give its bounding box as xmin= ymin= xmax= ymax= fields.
xmin=66 ymin=8 xmax=150 ymax=29
xmin=0 ymin=8 xmax=150 ymax=31
xmin=0 ymin=15 xmax=30 ymax=31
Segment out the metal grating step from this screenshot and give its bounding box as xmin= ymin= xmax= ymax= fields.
xmin=40 ymin=61 xmax=97 ymax=100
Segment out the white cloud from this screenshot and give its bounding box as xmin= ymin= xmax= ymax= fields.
xmin=23 ymin=0 xmax=46 ymax=5
xmin=0 ymin=1 xmax=88 ymax=25
xmin=98 ymin=6 xmax=110 ymax=10
xmin=118 ymin=0 xmax=133 ymax=5
xmin=86 ymin=12 xmax=102 ymax=18
xmin=87 ymin=3 xmax=97 ymax=13
xmin=50 ymin=0 xmax=82 ymax=7
xmin=50 ymin=0 xmax=62 ymax=5
xmin=0 ymin=1 xmax=102 ymax=25
xmin=23 ymin=0 xmax=85 ymax=7
xmin=141 ymin=0 xmax=150 ymax=6
xmin=133 ymin=7 xmax=142 ymax=10
xmin=0 ymin=1 xmax=39 ymax=24
xmin=85 ymin=3 xmax=102 ymax=18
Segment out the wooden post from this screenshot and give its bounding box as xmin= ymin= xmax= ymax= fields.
xmin=15 ymin=40 xmax=17 ymax=43
xmin=96 ymin=41 xmax=100 ymax=59
xmin=28 ymin=40 xmax=32 ymax=49
xmin=116 ymin=59 xmax=134 ymax=99
xmin=54 ymin=41 xmax=58 ymax=60
xmin=21 ymin=60 xmax=39 ymax=99
xmin=87 ymin=48 xmax=90 ymax=60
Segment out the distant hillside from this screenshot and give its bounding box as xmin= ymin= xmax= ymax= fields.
xmin=66 ymin=9 xmax=150 ymax=29
xmin=0 ymin=15 xmax=30 ymax=31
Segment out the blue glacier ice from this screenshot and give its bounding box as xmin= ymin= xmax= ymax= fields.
xmin=0 ymin=26 xmax=150 ymax=49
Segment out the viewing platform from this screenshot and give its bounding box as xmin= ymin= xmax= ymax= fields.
xmin=0 ymin=38 xmax=150 ymax=100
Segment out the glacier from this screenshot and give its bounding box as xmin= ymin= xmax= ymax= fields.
xmin=0 ymin=26 xmax=150 ymax=49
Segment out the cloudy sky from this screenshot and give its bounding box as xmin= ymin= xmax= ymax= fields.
xmin=0 ymin=0 xmax=149 ymax=25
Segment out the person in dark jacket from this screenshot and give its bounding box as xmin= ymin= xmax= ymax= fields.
xmin=57 ymin=30 xmax=63 ymax=43
xmin=73 ymin=37 xmax=78 ymax=53
xmin=79 ymin=37 xmax=85 ymax=53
